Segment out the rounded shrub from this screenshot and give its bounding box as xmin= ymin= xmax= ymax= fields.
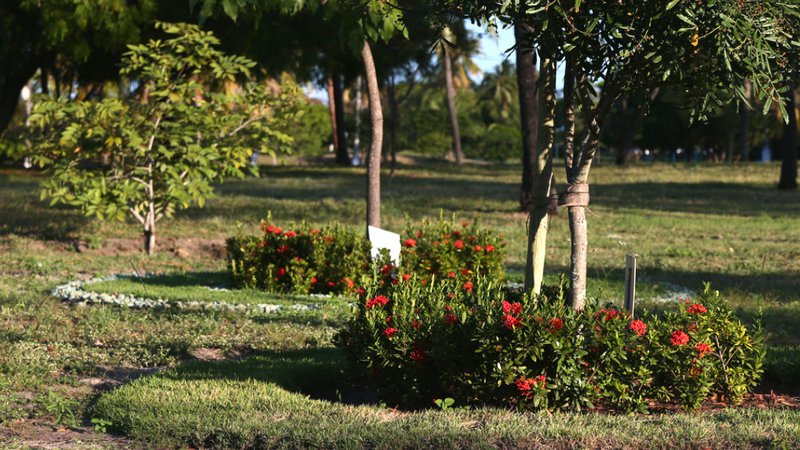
xmin=335 ymin=278 xmax=764 ymax=412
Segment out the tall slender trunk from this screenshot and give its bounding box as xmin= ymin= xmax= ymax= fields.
xmin=354 ymin=76 xmax=363 ymax=164
xmin=515 ymin=23 xmax=539 ymax=213
xmin=778 ymin=85 xmax=798 ymax=190
xmin=362 ymin=41 xmax=383 ymax=229
xmin=332 ymin=73 xmax=349 ymax=165
xmin=523 ymin=56 xmax=555 ymax=295
xmin=740 ymin=79 xmax=752 ymax=162
xmin=387 ymin=73 xmax=399 ymax=175
xmin=443 ymin=48 xmax=464 ymax=166
xmin=327 ymin=75 xmax=340 ymax=156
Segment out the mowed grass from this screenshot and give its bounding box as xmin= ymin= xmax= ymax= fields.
xmin=1 ymin=160 xmax=799 ymax=447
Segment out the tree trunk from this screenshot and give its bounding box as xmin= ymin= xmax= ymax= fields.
xmin=515 ymin=23 xmax=539 ymax=212
xmin=387 ymin=73 xmax=399 ymax=175
xmin=143 ymin=223 xmax=156 ymax=256
xmin=332 ymin=73 xmax=350 ymax=165
xmin=739 ymin=79 xmax=751 ymax=162
xmin=568 ymin=205 xmax=588 ymax=306
xmin=778 ymin=85 xmax=798 ymax=190
xmin=0 ymin=62 xmax=38 ymax=137
xmin=327 ymin=75 xmax=340 ymax=156
xmin=443 ymin=48 xmax=464 ymax=166
xmin=362 ymin=41 xmax=383 ymax=229
xmin=523 ymin=56 xmax=556 ymax=295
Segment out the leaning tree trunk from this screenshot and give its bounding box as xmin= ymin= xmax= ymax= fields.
xmin=362 ymin=41 xmax=383 ymax=229
xmin=523 ymin=56 xmax=556 ymax=295
xmin=443 ymin=48 xmax=464 ymax=166
xmin=515 ymin=23 xmax=539 ymax=213
xmin=332 ymin=73 xmax=350 ymax=166
xmin=778 ymin=84 xmax=798 ymax=190
xmin=327 ymin=75 xmax=341 ymax=157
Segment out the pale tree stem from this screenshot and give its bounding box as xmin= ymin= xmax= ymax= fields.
xmin=362 ymin=40 xmax=383 ymax=231
xmin=524 ymin=56 xmax=556 ymax=295
xmin=443 ymin=47 xmax=464 ymax=166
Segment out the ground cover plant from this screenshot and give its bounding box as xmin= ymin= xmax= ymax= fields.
xmin=0 ymin=161 xmax=799 ymax=448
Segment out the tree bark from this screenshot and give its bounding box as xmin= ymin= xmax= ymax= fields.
xmin=332 ymin=72 xmax=350 ymax=165
xmin=523 ymin=56 xmax=555 ymax=295
xmin=739 ymin=79 xmax=752 ymax=162
xmin=327 ymin=75 xmax=340 ymax=156
xmin=568 ymin=206 xmax=587 ymax=306
xmin=778 ymin=85 xmax=798 ymax=190
xmin=515 ymin=23 xmax=539 ymax=212
xmin=443 ymin=48 xmax=464 ymax=166
xmin=362 ymin=41 xmax=383 ymax=229
xmin=144 ymin=223 xmax=156 ymax=256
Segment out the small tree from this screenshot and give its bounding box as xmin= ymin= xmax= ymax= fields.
xmin=29 ymin=22 xmax=298 ymax=254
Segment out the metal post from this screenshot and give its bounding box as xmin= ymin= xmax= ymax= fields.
xmin=624 ymin=254 xmax=637 ymax=318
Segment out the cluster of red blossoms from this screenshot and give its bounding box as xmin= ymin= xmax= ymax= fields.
xmin=686 ymin=302 xmax=708 ymax=315
xmin=501 ymin=300 xmax=524 ymax=330
xmin=443 ymin=305 xmax=458 ymax=325
xmin=695 ymin=342 xmax=712 ymax=357
xmin=548 ymin=317 xmax=564 ymax=333
xmin=383 ymin=327 xmax=398 ymax=338
xmin=409 ymin=345 xmax=425 ymax=362
xmin=670 ymin=329 xmax=690 ymax=347
xmin=629 ymin=319 xmax=647 ymax=336
xmin=365 ymin=295 xmax=390 ymax=310
xmin=516 ymin=374 xmax=546 ymax=398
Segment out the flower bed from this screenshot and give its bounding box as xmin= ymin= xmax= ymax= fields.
xmin=335 ymin=279 xmax=764 ymax=412
xmin=226 ymin=217 xmax=506 ymax=295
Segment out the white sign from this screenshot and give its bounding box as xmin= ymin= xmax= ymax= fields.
xmin=367 ymin=226 xmax=401 ymax=265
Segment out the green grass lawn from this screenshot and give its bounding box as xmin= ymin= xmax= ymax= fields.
xmin=1 ymin=160 xmax=799 ymax=448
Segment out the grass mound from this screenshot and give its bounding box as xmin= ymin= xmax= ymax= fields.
xmin=92 ymin=349 xmax=800 ymax=449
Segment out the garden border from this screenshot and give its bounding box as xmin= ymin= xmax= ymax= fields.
xmin=51 ymin=275 xmax=328 ymax=314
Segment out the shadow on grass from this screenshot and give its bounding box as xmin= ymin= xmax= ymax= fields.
xmin=594 ymin=182 xmax=800 ymax=217
xmin=159 ymin=348 xmax=373 ymax=404
xmin=120 ymin=271 xmax=230 ymax=288
xmin=0 ymin=171 xmax=88 ymax=240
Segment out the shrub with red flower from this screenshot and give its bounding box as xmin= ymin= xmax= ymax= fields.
xmin=670 ymin=330 xmax=690 ymax=347
xmin=404 ymin=238 xmax=416 ymax=248
xmin=409 ymin=345 xmax=425 ymax=362
xmin=462 ymin=281 xmax=473 ymax=293
xmin=453 ymin=240 xmax=464 ymax=250
xmin=283 ymin=230 xmax=297 ymax=238
xmin=502 ymin=300 xmax=523 ymax=316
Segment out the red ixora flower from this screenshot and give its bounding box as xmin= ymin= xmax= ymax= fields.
xmin=629 ymin=319 xmax=647 ymax=337
xmin=411 ymin=319 xmax=421 ymax=329
xmin=283 ymin=230 xmax=297 ymax=238
xmin=383 ymin=327 xmax=398 ymax=338
xmin=516 ymin=375 xmax=546 ymax=398
xmin=403 ymin=238 xmax=416 ymax=248
xmin=696 ymin=342 xmax=712 ymax=357
xmin=462 ymin=281 xmax=474 ymax=293
xmin=444 ymin=312 xmax=458 ymax=325
xmin=484 ymin=245 xmax=495 ymax=253
xmin=409 ymin=345 xmax=425 ymax=362
xmin=277 ymin=245 xmax=289 ymax=254
xmin=548 ymin=317 xmax=564 ymax=333
xmin=503 ymin=314 xmax=521 ymax=330
xmin=670 ymin=330 xmax=690 ymax=347
xmin=265 ymin=224 xmax=282 ymax=234
xmin=473 ymin=245 xmax=483 ymax=252
xmin=365 ymin=295 xmax=390 ymax=309
xmin=310 ymin=277 xmax=318 ymax=284
xmin=502 ymin=300 xmax=523 ymax=316
xmin=276 ymin=267 xmax=287 ymax=277
xmin=453 ymin=240 xmax=464 ymax=250
xmin=447 ymin=271 xmax=456 ymax=278
xmin=687 ymin=303 xmax=708 ymax=315
xmin=381 ymin=264 xmax=393 ymax=275
xmin=402 ymin=273 xmax=411 ymax=282
xmin=604 ymin=309 xmax=620 ymax=321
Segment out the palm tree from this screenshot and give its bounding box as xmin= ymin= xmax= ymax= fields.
xmin=436 ymin=24 xmax=481 ymax=166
